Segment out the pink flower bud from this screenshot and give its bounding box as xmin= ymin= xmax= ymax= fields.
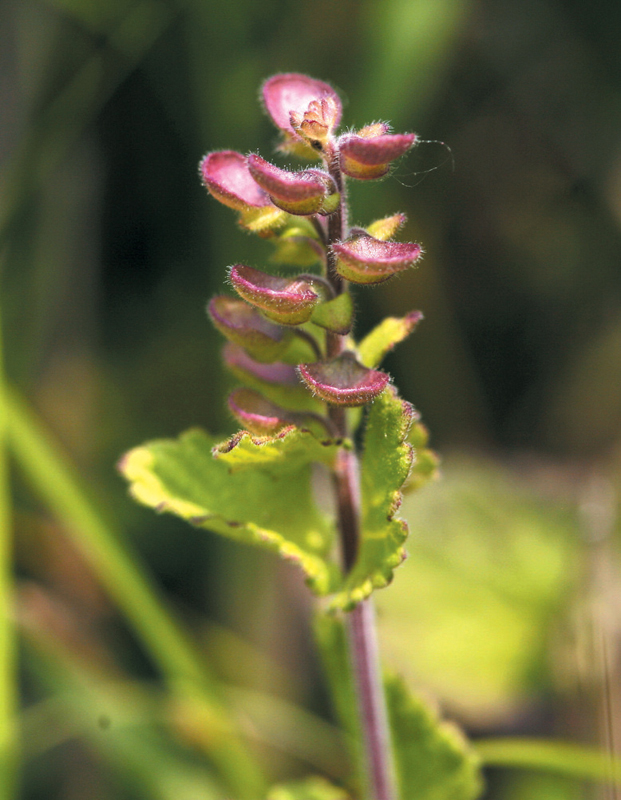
xmin=339 ymin=132 xmax=416 ymax=180
xmin=246 ymin=155 xmax=336 ymax=216
xmin=298 ymin=351 xmax=390 ymax=407
xmin=222 ymin=343 xmax=301 ymax=386
xmin=200 ymin=151 xmax=271 ymax=210
xmin=228 ymin=388 xmax=294 ymax=435
xmin=208 ymin=296 xmax=293 ymax=362
xmin=333 ymin=232 xmax=422 ymax=285
xmin=228 ymin=264 xmax=319 ymax=325
xmin=227 ymin=387 xmax=332 ymax=438
xmin=262 ymin=73 xmax=342 ymax=139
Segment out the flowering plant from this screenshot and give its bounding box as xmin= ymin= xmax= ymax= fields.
xmin=120 ymin=73 xmax=482 ymax=800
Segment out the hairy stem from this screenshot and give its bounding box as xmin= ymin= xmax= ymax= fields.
xmin=348 ymin=600 xmax=396 ymax=800
xmin=324 ymin=150 xmax=396 ymax=800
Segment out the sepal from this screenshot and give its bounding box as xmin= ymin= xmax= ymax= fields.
xmin=298 ymin=351 xmax=390 ymax=407
xmin=228 ymin=264 xmax=320 ymax=325
xmin=247 ymin=155 xmax=337 ymax=216
xmin=333 ymin=232 xmax=422 ymax=285
xmin=366 ymin=212 xmax=407 ymax=241
xmin=310 ymin=292 xmax=354 ymax=335
xmin=358 ymin=311 xmax=423 ymax=368
xmin=339 ymin=132 xmax=416 ymax=180
xmin=208 ymin=296 xmax=293 ymax=362
xmin=200 ymin=150 xmax=271 ymax=211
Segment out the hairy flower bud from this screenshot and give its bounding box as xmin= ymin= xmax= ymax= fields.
xmin=333 ymin=232 xmax=422 ymax=284
xmin=298 ymin=351 xmax=390 ymax=407
xmin=200 ymin=150 xmax=271 ymax=210
xmin=339 ymin=132 xmax=417 ymax=180
xmin=228 ymin=264 xmax=320 ymax=325
xmin=247 ymin=155 xmax=338 ymax=216
xmin=208 ymin=296 xmax=293 ymax=363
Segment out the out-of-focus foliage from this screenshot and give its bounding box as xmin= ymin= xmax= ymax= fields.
xmin=3 ymin=0 xmax=621 ymax=797
xmin=377 ymin=457 xmax=579 ymax=722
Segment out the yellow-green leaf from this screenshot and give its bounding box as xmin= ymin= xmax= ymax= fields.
xmin=120 ymin=428 xmax=339 ymax=595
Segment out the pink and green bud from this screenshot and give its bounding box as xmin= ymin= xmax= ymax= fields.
xmin=200 ymin=150 xmax=271 ymax=211
xmin=333 ymin=232 xmax=422 ymax=285
xmin=228 ymin=388 xmax=295 ymax=435
xmin=208 ymin=296 xmax=293 ymax=363
xmin=222 ymin=342 xmax=301 ymax=386
xmin=297 ymin=351 xmax=390 ymax=407
xmin=247 ymin=155 xmax=337 ymax=216
xmin=228 ymin=264 xmax=320 ymax=325
xmin=228 ymin=387 xmax=332 ymax=438
xmin=339 ymin=132 xmax=416 ymax=180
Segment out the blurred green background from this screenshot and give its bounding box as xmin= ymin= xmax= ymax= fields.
xmin=3 ymin=0 xmax=621 ymax=797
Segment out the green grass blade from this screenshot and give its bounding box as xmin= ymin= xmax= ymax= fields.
xmin=0 ymin=316 xmax=18 ymax=797
xmin=475 ymin=737 xmax=621 ymax=786
xmin=5 ymin=387 xmax=265 ymax=798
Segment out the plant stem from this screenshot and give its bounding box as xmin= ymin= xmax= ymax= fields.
xmin=325 ymin=154 xmax=396 ymax=800
xmin=348 ymin=600 xmax=396 ymax=800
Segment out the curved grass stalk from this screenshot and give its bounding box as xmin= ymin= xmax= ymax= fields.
xmin=5 ymin=388 xmax=265 ymax=799
xmin=475 ymin=737 xmax=621 ymax=786
xmin=0 ymin=303 xmax=18 ymax=798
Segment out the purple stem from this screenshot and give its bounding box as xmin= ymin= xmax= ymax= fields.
xmin=348 ymin=600 xmax=396 ymax=800
xmin=323 ymin=147 xmax=396 ymax=800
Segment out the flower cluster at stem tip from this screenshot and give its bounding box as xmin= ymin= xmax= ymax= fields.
xmin=200 ymin=73 xmax=422 ymax=432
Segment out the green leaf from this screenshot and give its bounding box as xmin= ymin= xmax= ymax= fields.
xmin=120 ymin=428 xmax=339 ymax=595
xmin=403 ymin=419 xmax=441 ymax=493
xmin=213 ymin=426 xmax=347 ymax=474
xmin=240 ymin=205 xmax=287 ymax=232
xmin=386 ymin=674 xmax=483 ymax=800
xmin=267 ymin=777 xmax=351 ymax=800
xmin=358 ymin=311 xmax=423 ymax=368
xmin=330 ymin=387 xmax=414 ymax=609
xmin=310 ymin=292 xmax=354 ymax=335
